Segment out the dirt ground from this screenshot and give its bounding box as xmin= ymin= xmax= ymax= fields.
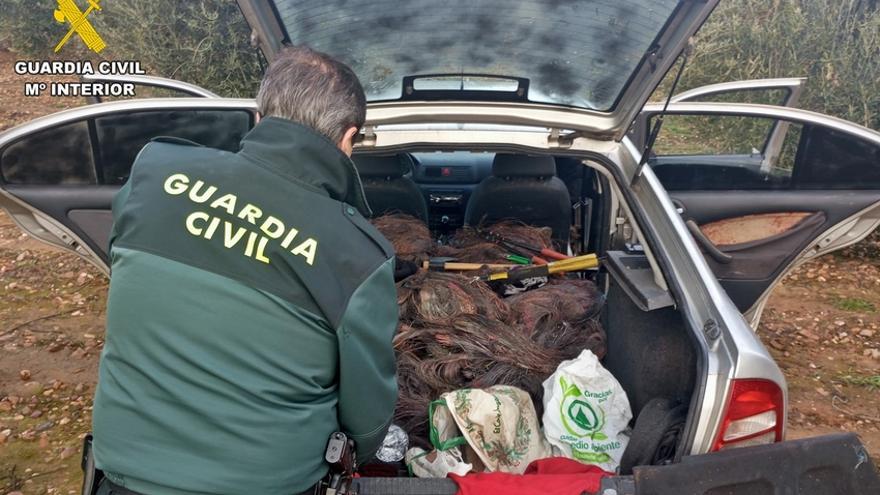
xmin=0 ymin=48 xmax=878 ymax=494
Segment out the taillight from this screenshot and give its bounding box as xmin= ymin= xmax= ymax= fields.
xmin=712 ymin=379 xmax=784 ymax=451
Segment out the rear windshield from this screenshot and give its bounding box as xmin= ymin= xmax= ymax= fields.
xmin=275 ymin=0 xmax=682 ymax=110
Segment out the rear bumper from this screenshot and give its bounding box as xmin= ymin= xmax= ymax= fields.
xmin=630 ymin=433 xmax=878 ymax=495
xmin=354 ymin=433 xmax=879 ymax=494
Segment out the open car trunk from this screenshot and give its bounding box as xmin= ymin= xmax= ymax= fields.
xmin=349 ymin=160 xmax=878 ymax=492
xmin=355 ymin=148 xmax=880 ymax=490
xmin=350 ymin=149 xmax=702 ymax=482
xmin=344 ymin=146 xmax=880 ymax=493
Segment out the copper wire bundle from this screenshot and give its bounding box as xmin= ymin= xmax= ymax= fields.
xmin=432 ymin=242 xmax=508 ymax=265
xmin=396 ymin=271 xmax=510 ymax=324
xmin=393 ymin=315 xmax=565 ymax=446
xmin=370 ymin=213 xmax=434 ymax=262
xmin=443 ymin=220 xmax=554 ymax=264
xmin=372 ymin=215 xmax=607 ymax=446
xmin=507 ymin=279 xmax=607 ymax=359
xmin=394 ymin=350 xmax=437 ymax=447
xmin=393 ymin=281 xmax=606 ymax=445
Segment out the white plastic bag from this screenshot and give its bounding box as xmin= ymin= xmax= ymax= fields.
xmin=406 ymin=446 xmax=472 ymax=478
xmin=542 ymin=349 xmax=632 ymax=472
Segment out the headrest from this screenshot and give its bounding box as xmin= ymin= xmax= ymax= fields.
xmin=353 ymin=154 xmax=414 ymax=178
xmin=492 ymin=154 xmax=556 ymax=178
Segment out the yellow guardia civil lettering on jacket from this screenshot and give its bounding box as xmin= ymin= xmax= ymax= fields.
xmin=163 ymin=173 xmax=319 ymax=265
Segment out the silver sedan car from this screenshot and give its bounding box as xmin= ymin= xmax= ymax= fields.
xmin=1 ymin=0 xmax=878 ymax=492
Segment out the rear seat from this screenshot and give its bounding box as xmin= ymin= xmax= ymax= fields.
xmin=464 ymin=154 xmax=571 ymax=243
xmin=353 ymin=153 xmax=428 ymax=221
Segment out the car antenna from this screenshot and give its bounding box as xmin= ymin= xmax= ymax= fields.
xmin=631 ymin=39 xmax=694 ymax=187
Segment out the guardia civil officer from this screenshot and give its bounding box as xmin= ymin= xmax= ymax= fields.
xmin=89 ymin=46 xmax=398 ymax=495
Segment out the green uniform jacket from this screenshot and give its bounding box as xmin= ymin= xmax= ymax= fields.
xmin=92 ymin=117 xmax=398 ymax=495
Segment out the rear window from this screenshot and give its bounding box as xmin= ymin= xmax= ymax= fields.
xmin=795 ymin=125 xmax=880 ymax=189
xmin=0 ymin=121 xmax=96 ymax=185
xmin=0 ymin=110 xmax=252 ymax=186
xmin=276 ymin=0 xmax=681 ymax=110
xmin=94 ymin=110 xmax=251 ymax=184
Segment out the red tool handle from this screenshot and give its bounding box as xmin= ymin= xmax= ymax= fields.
xmin=539 ymin=248 xmax=570 ymax=260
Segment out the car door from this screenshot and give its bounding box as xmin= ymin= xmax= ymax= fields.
xmin=634 ymin=101 xmax=880 ymax=327
xmin=0 ymin=99 xmax=256 ymax=274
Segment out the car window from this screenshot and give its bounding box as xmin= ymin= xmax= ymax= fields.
xmin=794 ymin=125 xmax=880 ymax=190
xmin=653 ymin=114 xmax=775 ymax=156
xmin=0 ymin=121 xmax=96 ymax=185
xmin=0 ymin=110 xmax=252 ymax=186
xmin=94 ymin=109 xmax=252 ymax=184
xmin=651 ymin=114 xmax=802 ymax=191
xmin=651 ymin=113 xmax=880 ymax=191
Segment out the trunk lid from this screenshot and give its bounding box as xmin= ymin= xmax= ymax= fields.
xmin=236 ymin=0 xmax=719 ymax=140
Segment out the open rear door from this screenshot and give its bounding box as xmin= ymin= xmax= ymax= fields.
xmin=0 ymin=99 xmax=256 ymax=273
xmin=634 ymin=101 xmax=880 ymax=326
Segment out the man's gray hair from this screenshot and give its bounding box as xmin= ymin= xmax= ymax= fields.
xmin=256 ymin=46 xmax=366 ymax=144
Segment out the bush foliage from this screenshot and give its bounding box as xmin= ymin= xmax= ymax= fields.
xmin=0 ymin=0 xmax=262 ymax=97
xmin=663 ymin=0 xmax=880 ymax=130
xmin=1 ymin=0 xmax=878 ymax=128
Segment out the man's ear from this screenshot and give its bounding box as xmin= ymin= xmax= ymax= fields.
xmin=254 ymin=112 xmax=261 ymax=124
xmin=338 ymin=126 xmax=359 ymax=156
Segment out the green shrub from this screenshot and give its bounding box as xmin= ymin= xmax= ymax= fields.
xmin=0 ymin=0 xmax=71 ymax=57
xmin=659 ymin=0 xmax=880 ymax=130
xmin=0 ymin=0 xmax=262 ymax=97
xmin=97 ymin=0 xmax=262 ymax=97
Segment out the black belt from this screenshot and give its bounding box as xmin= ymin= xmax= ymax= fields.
xmin=102 ymin=478 xmax=319 ymax=495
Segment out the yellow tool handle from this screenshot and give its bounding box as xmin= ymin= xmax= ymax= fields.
xmin=486 ymin=253 xmax=599 ymax=281
xmin=547 ymin=254 xmax=599 ymax=273
xmin=422 ymin=261 xmax=516 ymax=271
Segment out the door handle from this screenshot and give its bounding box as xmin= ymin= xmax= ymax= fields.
xmin=685 ymin=219 xmax=733 ymax=264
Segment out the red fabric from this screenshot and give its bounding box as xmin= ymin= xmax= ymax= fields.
xmin=449 ymin=458 xmax=612 ymax=495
